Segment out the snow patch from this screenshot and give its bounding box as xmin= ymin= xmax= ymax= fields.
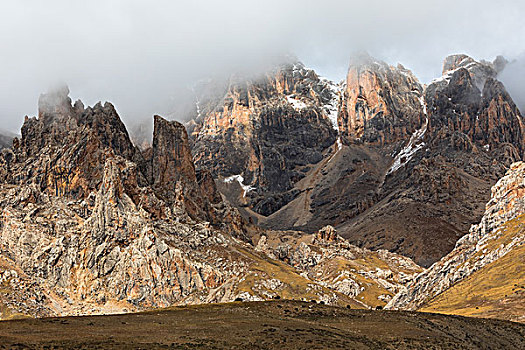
xmin=320 ymin=78 xmax=343 ymax=132
xmin=286 ymin=96 xmax=308 ymax=110
xmin=224 ymin=174 xmax=256 ymax=197
xmin=336 ymin=136 xmax=342 ymax=151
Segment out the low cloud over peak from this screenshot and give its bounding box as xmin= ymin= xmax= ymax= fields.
xmin=0 ymin=0 xmax=524 ymax=133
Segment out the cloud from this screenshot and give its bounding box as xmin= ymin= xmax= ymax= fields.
xmin=499 ymin=55 xmax=525 ymax=114
xmin=0 ymin=0 xmax=524 ymax=133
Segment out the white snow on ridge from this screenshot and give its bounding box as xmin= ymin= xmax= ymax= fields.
xmin=430 ymin=61 xmax=478 ymax=86
xmin=387 ymin=96 xmax=428 ymax=175
xmin=328 ymin=136 xmax=343 ymax=164
xmin=286 ymin=96 xmax=308 ymax=110
xmin=320 ymin=78 xmax=343 ymax=132
xmin=224 ymin=174 xmax=256 ymax=197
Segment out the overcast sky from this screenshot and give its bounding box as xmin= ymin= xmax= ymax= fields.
xmin=0 ymin=0 xmax=524 ymax=133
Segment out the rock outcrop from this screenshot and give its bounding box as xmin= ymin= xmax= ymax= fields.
xmin=255 ymin=226 xmax=422 ymax=308
xmin=151 ymin=115 xmax=216 ymax=222
xmin=387 ymin=162 xmax=525 ymax=322
xmin=0 ymin=87 xmax=253 ymax=317
xmin=339 ymin=53 xmax=426 ymax=145
xmin=6 ymin=86 xmax=141 ymax=200
xmin=337 ymin=54 xmax=524 ymax=266
xmin=0 ymin=86 xmax=422 ymax=318
xmin=185 ymin=53 xmax=524 ymax=267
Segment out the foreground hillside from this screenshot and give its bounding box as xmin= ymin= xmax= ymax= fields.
xmin=0 ymin=301 xmax=524 ymax=349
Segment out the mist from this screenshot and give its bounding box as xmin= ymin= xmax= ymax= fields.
xmin=0 ymin=0 xmax=524 ymax=134
xmin=499 ymin=55 xmax=525 ymax=114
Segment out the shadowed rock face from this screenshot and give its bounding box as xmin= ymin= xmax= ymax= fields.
xmin=426 ymin=61 xmax=524 ymax=159
xmin=151 ymin=115 xmax=224 ymax=223
xmin=6 ymin=85 xmax=142 ymax=200
xmin=339 ymin=54 xmax=524 ymax=267
xmin=153 ymin=115 xmax=197 ymax=189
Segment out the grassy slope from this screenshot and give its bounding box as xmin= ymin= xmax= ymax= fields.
xmin=420 ymin=215 xmax=525 ymax=322
xmin=234 ymin=246 xmax=362 ymax=308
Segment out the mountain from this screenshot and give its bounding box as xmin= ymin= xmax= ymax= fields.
xmin=0 ymin=86 xmax=421 ymax=319
xmin=189 ymin=53 xmax=524 ymax=267
xmin=0 ymin=130 xmax=15 ymax=150
xmin=1 ymin=53 xmax=523 ymax=324
xmin=190 ymin=62 xmax=338 ymax=216
xmin=338 ymin=53 xmax=523 ymax=266
xmin=387 ymin=161 xmax=525 ymax=323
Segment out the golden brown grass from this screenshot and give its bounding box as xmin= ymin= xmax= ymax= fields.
xmin=420 ymin=215 xmax=525 ymax=322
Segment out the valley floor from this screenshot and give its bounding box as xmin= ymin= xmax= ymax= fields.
xmin=0 ymin=301 xmax=523 ymax=349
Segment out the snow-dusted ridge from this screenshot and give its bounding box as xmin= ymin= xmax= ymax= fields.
xmin=321 ymin=77 xmax=344 ymax=132
xmin=387 ymin=95 xmax=428 ymax=175
xmin=429 ymin=61 xmax=478 ymax=86
xmin=286 ymin=96 xmax=308 ymax=110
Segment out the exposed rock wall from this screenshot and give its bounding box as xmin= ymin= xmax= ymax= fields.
xmin=255 ymin=226 xmax=422 ymax=307
xmin=191 ymin=62 xmax=338 ymax=216
xmin=339 ymin=53 xmax=425 ymax=145
xmin=0 ymin=87 xmax=254 ymax=316
xmin=339 ymin=54 xmax=524 ymax=266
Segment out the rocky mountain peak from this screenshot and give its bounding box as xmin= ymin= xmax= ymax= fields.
xmin=438 ymin=54 xmax=506 ymax=93
xmin=426 ymin=54 xmax=524 ymax=160
xmin=37 ymin=84 xmax=74 ymax=121
xmin=190 ymin=61 xmax=338 ymax=217
xmin=339 ymin=53 xmax=425 ymax=145
xmin=442 ymin=54 xmax=477 ymax=74
xmin=152 ymin=115 xmax=198 ymax=205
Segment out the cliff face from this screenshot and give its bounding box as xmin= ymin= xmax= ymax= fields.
xmin=0 ymin=87 xmax=248 ymax=317
xmin=190 ymin=62 xmax=338 ymax=216
xmin=5 ymin=86 xmax=141 ymax=200
xmin=387 ymin=162 xmax=525 ymax=322
xmin=426 ymin=55 xmax=524 ymax=159
xmin=339 ymin=54 xmax=426 ymax=145
xmin=337 ymin=54 xmax=524 ymax=266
